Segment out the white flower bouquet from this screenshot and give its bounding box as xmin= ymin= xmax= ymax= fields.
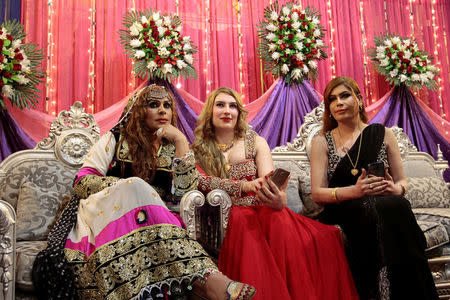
xmin=0 ymin=19 xmax=44 ymax=109
xmin=257 ymin=1 xmax=327 ymax=84
xmin=369 ymin=34 xmax=439 ymax=90
xmin=119 ymin=9 xmax=197 ymax=82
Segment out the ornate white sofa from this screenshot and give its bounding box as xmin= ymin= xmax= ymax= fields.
xmin=180 ymin=103 xmax=450 ymax=299
xmin=0 ymin=102 xmax=100 ymax=299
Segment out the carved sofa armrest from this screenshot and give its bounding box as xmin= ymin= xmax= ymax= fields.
xmin=0 ymin=200 xmax=16 ymax=300
xmin=180 ymin=189 xmax=232 ymax=257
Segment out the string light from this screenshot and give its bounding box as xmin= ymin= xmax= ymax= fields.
xmin=87 ymin=0 xmax=96 ymax=114
xmin=45 ymin=0 xmax=56 ymax=116
xmin=359 ymin=1 xmax=372 ymax=103
xmin=383 ymin=0 xmax=388 ymax=32
xmin=326 ymin=0 xmax=336 ymax=78
xmin=236 ymin=0 xmax=245 ymax=101
xmin=408 ymin=0 xmax=415 ymax=37
xmin=202 ymin=0 xmax=212 ymax=96
xmin=129 ymin=1 xmax=136 ymax=93
xmin=430 ymin=0 xmax=445 ymax=127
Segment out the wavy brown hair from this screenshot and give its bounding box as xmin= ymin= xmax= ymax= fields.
xmin=192 ymin=87 xmax=248 ymax=178
xmin=119 ymin=85 xmax=177 ymax=181
xmin=322 ymin=76 xmax=368 ymax=132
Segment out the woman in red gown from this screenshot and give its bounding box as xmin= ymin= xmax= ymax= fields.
xmin=192 ymin=87 xmax=359 ymax=300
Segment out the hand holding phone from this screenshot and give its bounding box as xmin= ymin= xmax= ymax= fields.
xmin=367 ymin=161 xmax=385 ymax=178
xmin=269 ymin=168 xmax=290 ymax=189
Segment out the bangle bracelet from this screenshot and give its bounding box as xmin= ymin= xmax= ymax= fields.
xmin=331 ymin=187 xmax=339 ymax=202
xmin=398 ymin=183 xmax=407 ymax=196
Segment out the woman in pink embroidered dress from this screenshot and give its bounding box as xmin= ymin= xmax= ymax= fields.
xmin=192 ymin=87 xmax=359 ymax=300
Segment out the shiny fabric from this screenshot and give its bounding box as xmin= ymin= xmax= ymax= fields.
xmin=198 ymin=130 xmax=359 ymax=300
xmin=318 ymin=123 xmax=438 ymax=300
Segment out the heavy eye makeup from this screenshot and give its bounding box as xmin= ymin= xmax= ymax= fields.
xmin=215 ymin=101 xmax=238 ymax=109
xmin=329 ymin=92 xmax=352 ymax=102
xmin=146 ymin=100 xmax=172 ymax=109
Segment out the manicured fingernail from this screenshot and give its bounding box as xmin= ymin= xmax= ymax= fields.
xmin=259 ymin=181 xmax=263 ymax=186
xmin=255 ymin=187 xmax=259 ymax=191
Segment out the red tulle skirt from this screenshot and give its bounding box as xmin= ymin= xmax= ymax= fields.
xmin=218 ymin=205 xmax=359 ymax=300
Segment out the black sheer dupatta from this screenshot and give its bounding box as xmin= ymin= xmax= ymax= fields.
xmin=328 ymin=123 xmax=385 ymax=188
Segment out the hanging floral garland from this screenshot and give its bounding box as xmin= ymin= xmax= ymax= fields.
xmin=0 ymin=19 xmax=45 ymax=110
xmin=119 ymin=9 xmax=197 ymax=83
xmin=257 ymin=1 xmax=327 ymax=85
xmin=369 ymin=34 xmax=439 ymax=90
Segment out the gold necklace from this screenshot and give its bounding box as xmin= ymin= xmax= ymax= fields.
xmin=215 ymin=139 xmax=235 ymax=152
xmin=338 ymin=127 xmax=363 ymax=176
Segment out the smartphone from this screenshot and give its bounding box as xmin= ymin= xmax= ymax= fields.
xmin=367 ymin=161 xmax=385 ymax=178
xmin=269 ymin=168 xmax=290 ymax=188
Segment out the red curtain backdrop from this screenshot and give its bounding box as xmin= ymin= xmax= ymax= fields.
xmin=17 ymin=0 xmax=450 ymax=124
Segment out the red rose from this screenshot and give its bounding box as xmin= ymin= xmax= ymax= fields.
xmin=311 ymin=48 xmax=318 ymax=55
xmin=170 ymin=48 xmax=176 ymax=54
xmin=278 ymin=35 xmax=284 ymax=40
xmin=280 ymin=44 xmax=287 ymax=50
xmin=288 ymin=33 xmax=294 ymax=40
xmin=6 ymin=34 xmax=13 ymax=41
xmin=302 ymin=21 xmax=308 ymax=27
xmin=415 ymin=69 xmax=421 ymax=74
xmin=164 ymin=30 xmax=171 ymax=37
xmin=422 ymin=60 xmax=427 ymax=66
xmin=287 ymin=22 xmax=292 ymax=29
xmin=305 ymin=43 xmax=311 ymax=47
xmin=143 ymin=36 xmax=149 ymax=42
xmin=288 ymin=44 xmax=294 ymax=49
xmin=402 ymin=59 xmax=410 ymax=65
xmin=143 ymin=23 xmax=148 ymax=28
xmin=300 ymin=13 xmax=306 ymax=20
xmin=397 ymin=51 xmax=404 ymax=58
xmin=0 ymin=81 xmax=3 ymax=87
xmin=392 ymin=44 xmax=397 ymax=50
xmin=279 ymin=25 xmax=285 ymax=30
xmin=400 ymin=65 xmax=405 ymax=72
xmin=306 ymin=53 xmax=313 ymax=60
xmin=152 ymin=31 xmax=159 ymax=41
xmin=0 ymin=55 xmax=3 ymax=62
xmin=407 ymin=65 xmax=413 ymax=74
xmin=0 ymin=40 xmax=4 ymax=49
xmin=155 ymin=55 xmax=165 ymax=66
xmin=0 ymin=30 xmax=3 ymax=35
xmin=3 ymin=72 xmax=12 ymax=78
xmin=386 ymin=52 xmax=392 ymax=58
xmin=284 ymin=52 xmax=289 ymax=58
xmin=150 ymin=20 xmax=155 ymax=27
xmin=13 ymin=64 xmax=22 ymax=71
xmin=305 ymin=32 xmax=311 ymax=37
xmin=392 ymin=58 xmax=398 ymax=64
xmin=169 ymin=40 xmax=175 ymax=46
xmin=14 ymin=53 xmax=24 ymax=61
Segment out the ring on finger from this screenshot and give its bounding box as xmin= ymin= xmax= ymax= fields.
xmin=367 ymin=178 xmax=372 ymax=184
xmin=369 ymin=183 xmax=373 ymax=189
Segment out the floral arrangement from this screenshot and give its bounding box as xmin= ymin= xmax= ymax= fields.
xmin=369 ymin=34 xmax=439 ymax=90
xmin=257 ymin=2 xmax=327 ymax=85
xmin=119 ymin=9 xmax=197 ymax=82
xmin=0 ymin=19 xmax=44 ymax=110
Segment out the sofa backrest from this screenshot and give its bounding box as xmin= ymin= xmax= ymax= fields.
xmin=0 ymin=102 xmax=99 ymax=240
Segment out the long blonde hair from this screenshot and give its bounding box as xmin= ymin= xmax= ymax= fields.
xmin=192 ymin=87 xmax=248 ymax=178
xmin=322 ymin=76 xmax=368 ymax=132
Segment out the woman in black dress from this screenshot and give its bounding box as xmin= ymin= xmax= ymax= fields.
xmin=310 ymin=76 xmax=438 ymax=300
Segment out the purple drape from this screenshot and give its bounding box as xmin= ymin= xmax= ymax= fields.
xmin=149 ymin=79 xmax=198 ymax=144
xmin=249 ymin=79 xmax=321 ymax=149
xmin=370 ymin=85 xmax=450 ymax=182
xmin=0 ymin=108 xmax=36 ymax=163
